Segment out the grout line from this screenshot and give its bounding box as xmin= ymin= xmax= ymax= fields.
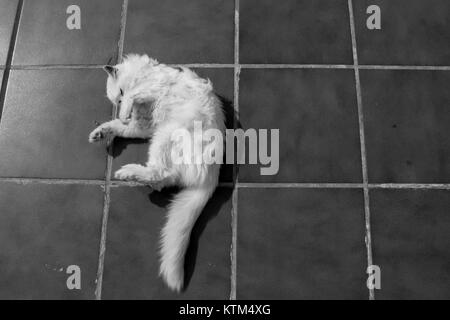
xmin=95 ymin=0 xmax=128 ymax=301
xmin=169 ymin=63 xmax=235 ymax=68
xmin=0 ymin=0 xmax=23 ymax=121
xmin=11 ymin=64 xmax=106 ymax=70
xmin=1 ymin=177 xmax=450 ymax=190
xmin=109 ymin=180 xmax=155 ymax=187
xmin=2 ymin=177 xmax=450 ymax=190
xmin=230 ymin=0 xmax=240 ymax=301
xmin=117 ymin=0 xmax=128 ymax=62
xmin=109 ymin=180 xmax=235 ymax=188
xmin=10 ymin=64 xmax=234 ymax=70
xmin=231 ymin=178 xmax=238 ymax=300
xmin=9 ymin=64 xmax=450 ymax=71
xmin=242 ymin=64 xmax=354 ymax=69
xmin=359 ymin=65 xmax=450 ymax=71
xmin=239 ymin=183 xmax=450 ymax=190
xmin=9 ymin=63 xmax=351 ymax=70
xmin=348 ymin=0 xmax=374 ymax=301
xmin=369 ymin=183 xmax=450 ymax=190
xmin=237 ymin=182 xmax=364 ymax=188
xmin=0 ymin=177 xmax=105 ymax=185
xmin=94 ymin=178 xmax=110 ymax=300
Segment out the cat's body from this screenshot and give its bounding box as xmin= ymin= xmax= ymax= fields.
xmin=89 ymin=54 xmax=225 ymax=292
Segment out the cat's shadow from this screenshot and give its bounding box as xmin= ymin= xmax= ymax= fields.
xmin=148 ymin=186 xmax=233 ymax=291
xmin=108 ymin=95 xmax=242 ymax=291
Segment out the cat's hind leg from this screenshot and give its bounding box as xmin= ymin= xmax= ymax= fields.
xmin=114 ymin=164 xmax=175 ymax=190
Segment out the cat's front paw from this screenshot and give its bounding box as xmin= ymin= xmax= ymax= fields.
xmin=89 ymin=125 xmax=114 ymax=143
xmin=88 ymin=127 xmax=105 ymax=143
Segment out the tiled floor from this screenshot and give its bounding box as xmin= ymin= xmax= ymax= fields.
xmin=0 ymin=69 xmax=110 ymax=179
xmin=13 ymin=0 xmax=123 ymax=65
xmin=354 ymin=0 xmax=450 ymax=66
xmin=0 ymin=0 xmax=450 ymax=300
xmin=362 ymin=70 xmax=450 ymax=183
xmin=124 ymin=0 xmax=235 ymax=64
xmin=0 ymin=182 xmax=103 ymax=299
xmin=370 ymin=189 xmax=450 ymax=299
xmin=237 ymin=188 xmax=367 ymax=299
xmin=240 ymin=0 xmax=353 ymax=64
xmin=238 ymin=68 xmax=362 ymax=183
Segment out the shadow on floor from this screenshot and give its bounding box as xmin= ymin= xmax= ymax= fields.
xmin=148 ymin=186 xmax=233 ymax=290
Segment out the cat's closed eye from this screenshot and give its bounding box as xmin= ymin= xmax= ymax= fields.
xmin=117 ymin=89 xmax=124 ymax=104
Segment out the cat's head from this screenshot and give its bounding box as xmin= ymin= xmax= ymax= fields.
xmin=103 ymin=54 xmax=157 ymax=122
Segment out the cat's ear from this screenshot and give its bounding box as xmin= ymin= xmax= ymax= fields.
xmin=103 ymin=65 xmax=117 ymax=77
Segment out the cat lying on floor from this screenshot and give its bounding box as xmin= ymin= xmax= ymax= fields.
xmin=89 ymin=54 xmax=225 ymax=292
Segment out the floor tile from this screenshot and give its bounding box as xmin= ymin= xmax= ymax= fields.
xmin=238 ymin=69 xmax=362 ymax=183
xmin=0 ymin=182 xmax=103 ymax=299
xmin=102 ymin=186 xmax=232 ymax=299
xmin=237 ymin=188 xmax=367 ymax=299
xmin=371 ymin=189 xmax=450 ymax=299
xmin=124 ymin=0 xmax=234 ymax=64
xmin=13 ymin=0 xmax=122 ymax=65
xmin=240 ymin=0 xmax=353 ymax=64
xmin=111 ymin=68 xmax=235 ymax=182
xmin=354 ymin=0 xmax=450 ymax=65
xmin=0 ymin=69 xmax=111 ymax=179
xmin=362 ymin=70 xmax=450 ymax=183
xmin=0 ymin=0 xmax=18 ymax=65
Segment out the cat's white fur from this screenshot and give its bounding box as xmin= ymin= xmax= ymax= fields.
xmin=89 ymin=54 xmax=225 ymax=292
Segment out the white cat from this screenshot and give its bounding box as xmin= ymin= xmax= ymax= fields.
xmin=89 ymin=54 xmax=225 ymax=292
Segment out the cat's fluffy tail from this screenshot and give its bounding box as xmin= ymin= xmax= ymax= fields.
xmin=159 ymin=184 xmax=215 ymax=292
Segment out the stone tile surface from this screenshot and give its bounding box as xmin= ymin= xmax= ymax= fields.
xmin=240 ymin=0 xmax=353 ymax=64
xmin=362 ymin=70 xmax=450 ymax=183
xmin=0 ymin=69 xmax=111 ymax=179
xmin=354 ymin=0 xmax=450 ymax=65
xmin=0 ymin=182 xmax=103 ymax=299
xmin=124 ymin=0 xmax=234 ymax=64
xmin=237 ymin=188 xmax=367 ymax=299
xmin=239 ymin=69 xmax=362 ymax=183
xmin=13 ymin=0 xmax=123 ymax=65
xmin=371 ymin=189 xmax=450 ymax=299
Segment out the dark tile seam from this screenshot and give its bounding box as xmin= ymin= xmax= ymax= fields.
xmin=348 ymin=0 xmax=374 ymax=300
xmin=9 ymin=64 xmax=450 ymax=71
xmin=359 ymin=65 xmax=450 ymax=71
xmin=94 ymin=0 xmax=129 ymax=301
xmin=230 ymin=0 xmax=240 ymax=301
xmin=1 ymin=178 xmax=450 ymax=190
xmin=0 ymin=0 xmax=24 ymax=122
